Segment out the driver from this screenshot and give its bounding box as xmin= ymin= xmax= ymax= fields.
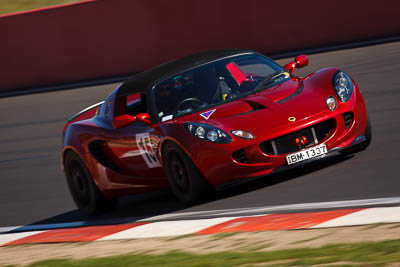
xmin=194 ymin=64 xmax=234 ymax=104
xmin=155 ymin=82 xmax=175 ymax=118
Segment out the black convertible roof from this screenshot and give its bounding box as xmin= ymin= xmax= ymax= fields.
xmin=117 ymin=49 xmax=254 ymax=96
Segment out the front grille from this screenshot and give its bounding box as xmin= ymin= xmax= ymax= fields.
xmin=343 ymin=112 xmax=354 ymax=129
xmin=260 ymin=119 xmax=335 ymax=155
xmin=232 ymin=149 xmax=250 ymax=164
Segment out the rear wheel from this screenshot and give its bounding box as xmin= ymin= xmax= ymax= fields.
xmin=64 ymin=151 xmax=117 ymax=216
xmin=340 ymin=116 xmax=372 ymax=156
xmin=162 ymin=142 xmax=208 ymax=205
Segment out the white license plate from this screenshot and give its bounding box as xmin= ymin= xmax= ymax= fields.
xmin=286 ymin=144 xmax=327 ymax=165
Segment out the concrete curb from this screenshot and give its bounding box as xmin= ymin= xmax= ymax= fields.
xmin=1 ymin=206 xmax=400 ymax=247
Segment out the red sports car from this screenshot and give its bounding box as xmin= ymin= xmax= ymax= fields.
xmin=61 ymin=50 xmax=371 ymax=216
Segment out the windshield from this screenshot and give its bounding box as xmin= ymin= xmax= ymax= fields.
xmin=153 ymin=54 xmax=289 ymax=121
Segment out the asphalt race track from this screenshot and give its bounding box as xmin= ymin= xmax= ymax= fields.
xmin=0 ymin=42 xmax=399 ymax=228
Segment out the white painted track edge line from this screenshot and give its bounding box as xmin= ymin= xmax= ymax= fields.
xmin=142 ymin=197 xmax=400 ymax=221
xmin=0 ymin=226 xmax=21 ymax=234
xmin=99 ymin=217 xmax=240 ymax=240
xmin=311 ymin=207 xmax=400 ymax=228
xmin=0 ymin=231 xmax=45 ymax=246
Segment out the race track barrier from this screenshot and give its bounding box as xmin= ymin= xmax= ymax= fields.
xmin=0 ymin=0 xmax=399 ymax=92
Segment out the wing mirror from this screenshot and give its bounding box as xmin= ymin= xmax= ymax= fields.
xmin=136 ymin=113 xmax=151 ymax=125
xmin=283 ymin=54 xmax=309 ymax=74
xmin=113 ymin=113 xmax=151 ymax=129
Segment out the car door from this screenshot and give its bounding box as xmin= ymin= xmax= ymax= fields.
xmin=102 ymin=93 xmax=165 ymax=179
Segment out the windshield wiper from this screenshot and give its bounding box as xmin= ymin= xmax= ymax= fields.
xmin=253 ymin=71 xmax=288 ymax=93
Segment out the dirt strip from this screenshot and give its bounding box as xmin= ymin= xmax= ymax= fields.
xmin=1 ymin=223 xmax=400 ymax=266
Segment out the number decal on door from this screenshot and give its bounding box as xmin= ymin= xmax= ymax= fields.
xmin=136 ymin=133 xmax=161 ymax=168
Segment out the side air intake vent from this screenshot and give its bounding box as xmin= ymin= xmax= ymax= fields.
xmin=343 ymin=112 xmax=354 ymax=129
xmin=88 ymin=140 xmax=121 ymax=172
xmin=244 ymin=100 xmax=266 ymax=111
xmin=232 ymin=149 xmax=250 ymax=164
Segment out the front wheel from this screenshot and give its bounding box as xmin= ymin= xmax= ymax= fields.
xmin=64 ymin=151 xmax=117 ymax=216
xmin=162 ymin=142 xmax=208 ymax=205
xmin=340 ymin=116 xmax=372 ymax=156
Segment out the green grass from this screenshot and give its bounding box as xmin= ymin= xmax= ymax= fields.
xmin=0 ymin=0 xmax=86 ymax=16
xmin=22 ymin=239 xmax=400 ymax=267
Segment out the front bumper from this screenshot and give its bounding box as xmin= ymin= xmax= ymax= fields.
xmin=191 ymin=100 xmax=368 ymax=187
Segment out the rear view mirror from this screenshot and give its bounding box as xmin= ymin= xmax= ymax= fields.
xmin=136 ymin=113 xmax=151 ymax=125
xmin=284 ymin=54 xmax=309 ymax=74
xmin=295 ymin=54 xmax=309 ymax=69
xmin=113 ymin=114 xmax=137 ymax=129
xmin=112 ymin=113 xmax=152 ymax=129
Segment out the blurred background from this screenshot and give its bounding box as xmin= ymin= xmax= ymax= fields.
xmin=1 ymin=0 xmax=399 ymax=94
xmin=0 ymin=0 xmax=85 ymax=15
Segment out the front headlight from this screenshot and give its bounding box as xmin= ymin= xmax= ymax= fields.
xmin=333 ymin=71 xmax=353 ymax=102
xmin=184 ymin=123 xmax=232 ymax=144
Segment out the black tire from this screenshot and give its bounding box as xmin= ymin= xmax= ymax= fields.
xmin=162 ymin=142 xmax=208 ymax=205
xmin=340 ymin=116 xmax=372 ymax=156
xmin=64 ymin=151 xmax=117 ymax=216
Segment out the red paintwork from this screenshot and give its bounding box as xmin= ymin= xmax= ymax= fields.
xmin=61 ymin=57 xmax=368 ymax=198
xmin=283 ymin=62 xmax=297 ymax=74
xmin=113 ymin=114 xmax=137 ymax=129
xmin=62 ymin=107 xmax=98 ymax=135
xmin=284 ymin=54 xmax=308 ymax=74
xmin=295 ymin=54 xmax=309 ymax=68
xmin=136 ymin=113 xmax=151 ymax=125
